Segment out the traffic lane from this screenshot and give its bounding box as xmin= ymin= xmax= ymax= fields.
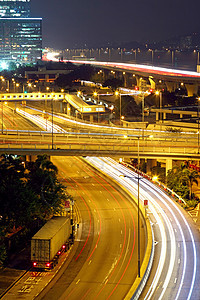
xmin=92 ymin=157 xmax=198 ymax=300
xmin=131 ymin=177 xmax=199 ymax=300
xmin=36 ymin=157 xmax=95 ymax=300
xmin=58 ymin=171 xmax=141 ymax=299
xmin=0 ymin=135 xmax=196 ymax=152
xmin=54 ymin=157 xmax=142 ymax=300
xmin=1 ymin=105 xmax=41 ymax=131
xmin=42 ymin=156 xmax=144 ymax=300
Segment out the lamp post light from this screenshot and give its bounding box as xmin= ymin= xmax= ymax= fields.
xmin=115 ymin=90 xmax=122 ymax=124
xmin=71 ymin=199 xmax=75 ymax=243
xmin=16 ymin=83 xmax=19 ymax=93
xmin=28 ymin=83 xmax=31 ymax=93
xmin=121 ymin=136 xmax=142 ymax=277
xmin=137 ymin=136 xmax=141 ymax=278
xmin=120 ymin=135 xmax=151 ymax=277
xmin=148 ymin=49 xmax=154 ymax=64
xmin=51 ymin=93 xmax=54 ymax=149
xmin=93 ymin=91 xmax=100 ymax=123
xmin=198 ymin=98 xmax=200 ymax=154
xmin=1 ymin=100 xmax=3 ymax=134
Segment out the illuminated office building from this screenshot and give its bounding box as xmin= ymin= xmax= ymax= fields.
xmin=0 ymin=0 xmax=42 ymax=64
xmin=0 ymin=0 xmax=31 ymax=18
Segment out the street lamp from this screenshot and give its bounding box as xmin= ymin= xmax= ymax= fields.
xmin=28 ymin=83 xmax=31 ymax=92
xmin=93 ymin=92 xmax=100 ymax=123
xmin=51 ymin=94 xmax=54 ymax=149
xmin=198 ymin=98 xmax=200 ymax=154
xmin=115 ymin=90 xmax=122 ymax=124
xmin=121 ymin=136 xmax=142 ymax=277
xmin=1 ymin=100 xmax=3 ymax=134
xmin=137 ymin=136 xmax=141 ymax=278
xmin=148 ymin=49 xmax=154 ymax=64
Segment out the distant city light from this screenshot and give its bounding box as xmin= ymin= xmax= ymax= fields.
xmin=0 ymin=61 xmax=8 ymax=70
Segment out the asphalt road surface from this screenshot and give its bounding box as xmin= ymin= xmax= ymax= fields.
xmin=37 ymin=156 xmax=145 ymax=300
xmin=89 ymin=157 xmax=200 ymax=300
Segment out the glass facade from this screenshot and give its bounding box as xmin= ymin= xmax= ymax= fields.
xmin=0 ymin=0 xmax=30 ymax=18
xmin=0 ymin=1 xmax=42 ymax=64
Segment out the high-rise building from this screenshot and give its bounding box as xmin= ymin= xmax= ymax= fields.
xmin=0 ymin=0 xmax=31 ymax=18
xmin=0 ymin=0 xmax=42 ymax=64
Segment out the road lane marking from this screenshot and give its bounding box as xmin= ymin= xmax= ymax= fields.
xmin=76 ymin=279 xmax=80 ymax=284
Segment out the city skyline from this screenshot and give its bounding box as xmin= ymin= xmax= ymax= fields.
xmin=31 ymin=0 xmax=200 ymax=49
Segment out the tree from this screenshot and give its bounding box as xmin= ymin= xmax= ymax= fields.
xmin=151 ymin=162 xmax=166 ymax=183
xmin=103 ymin=78 xmax=123 ymax=90
xmin=114 ymin=95 xmax=141 ymax=119
xmin=26 ymin=155 xmax=67 ymax=220
xmin=166 ymin=165 xmax=190 ymax=200
xmin=0 ymin=155 xmax=70 ymax=228
xmin=182 ymin=169 xmax=199 ymax=200
xmin=55 ymin=64 xmax=96 ymax=88
xmin=0 ymin=155 xmax=37 ymax=230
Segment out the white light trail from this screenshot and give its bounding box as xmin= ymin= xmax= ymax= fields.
xmin=25 ymin=106 xmax=196 ymax=137
xmin=85 ymin=157 xmax=197 ymax=300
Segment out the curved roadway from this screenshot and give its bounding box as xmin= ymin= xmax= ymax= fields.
xmin=37 ymin=156 xmax=146 ymax=300
xmin=87 ymin=157 xmax=200 ymax=299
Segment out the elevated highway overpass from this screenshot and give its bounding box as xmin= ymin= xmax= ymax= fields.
xmin=1 ymin=104 xmax=200 ymax=174
xmin=67 ymin=59 xmax=200 ymax=96
xmin=0 ymin=92 xmax=105 ymax=114
xmin=0 ymin=130 xmax=199 ymax=160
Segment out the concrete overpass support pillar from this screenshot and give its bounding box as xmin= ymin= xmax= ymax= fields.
xmin=163 ymin=112 xmax=167 ymax=120
xmin=26 ymin=155 xmax=38 ymax=162
xmin=136 ymin=75 xmax=140 ymax=88
xmin=26 ymin=155 xmax=31 ymax=162
xmin=67 ymin=103 xmax=71 ymax=116
xmin=180 ymin=113 xmax=183 ymax=118
xmin=147 ymin=159 xmax=157 ymax=175
xmin=166 ymin=81 xmax=176 ymax=92
xmin=90 ymin=114 xmax=94 ymax=123
xmin=60 ymin=102 xmax=63 ymax=113
xmin=185 ymin=84 xmax=198 ymax=97
xmin=166 ymin=159 xmax=173 ymax=176
xmin=123 ymin=72 xmax=127 ymax=87
xmin=156 ymin=111 xmax=159 ymax=121
xmin=149 ymin=77 xmax=156 ymax=90
xmin=136 ymin=75 xmax=144 ymax=90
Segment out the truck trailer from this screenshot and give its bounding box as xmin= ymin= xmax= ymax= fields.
xmin=31 ymin=216 xmax=71 ymax=269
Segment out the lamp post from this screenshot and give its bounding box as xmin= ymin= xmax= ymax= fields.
xmin=93 ymin=92 xmax=100 ymax=123
xmin=115 ymin=91 xmax=122 ymax=124
xmin=46 ymin=86 xmax=49 ymax=109
xmin=198 ymin=98 xmax=200 ymax=154
xmin=123 ymin=136 xmax=142 ymax=277
xmin=71 ymin=199 xmax=75 ymax=243
xmin=149 ymin=49 xmax=154 ymax=65
xmin=51 ymin=94 xmax=54 ymax=149
xmin=142 ymin=93 xmax=145 ymax=123
xmin=1 ymin=101 xmax=3 ymax=134
xmin=137 ymin=136 xmax=141 ymax=278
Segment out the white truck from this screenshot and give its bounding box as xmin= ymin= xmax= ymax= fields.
xmin=31 ymin=216 xmax=71 ymax=269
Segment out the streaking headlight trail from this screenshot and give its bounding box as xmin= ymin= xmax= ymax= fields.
xmin=85 ymin=157 xmax=198 ymax=300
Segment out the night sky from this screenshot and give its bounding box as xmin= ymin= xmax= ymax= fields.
xmin=31 ymin=0 xmax=200 ymax=49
